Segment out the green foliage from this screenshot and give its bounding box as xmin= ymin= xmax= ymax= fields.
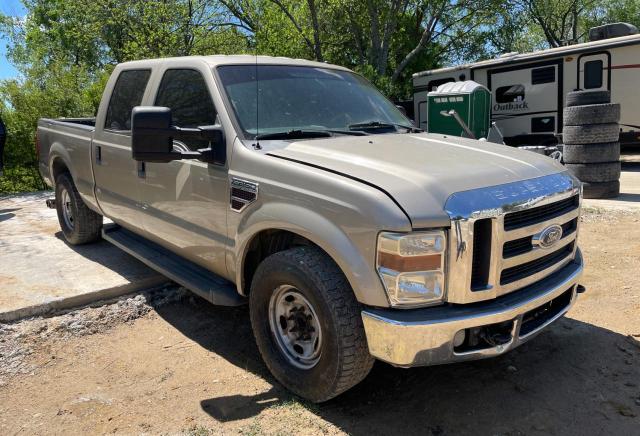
xmin=0 ymin=0 xmax=636 ymax=193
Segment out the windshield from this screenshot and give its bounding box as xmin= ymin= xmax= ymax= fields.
xmin=216 ymin=65 xmax=411 ymax=139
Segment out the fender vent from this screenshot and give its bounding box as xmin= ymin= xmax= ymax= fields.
xmin=230 ymin=178 xmax=258 ymax=212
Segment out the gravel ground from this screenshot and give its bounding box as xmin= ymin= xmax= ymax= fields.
xmin=0 ymin=208 xmax=639 ymax=435
xmin=0 ymin=287 xmax=189 ymax=386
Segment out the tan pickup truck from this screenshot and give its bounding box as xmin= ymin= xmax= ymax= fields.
xmin=37 ymin=55 xmax=585 ymax=402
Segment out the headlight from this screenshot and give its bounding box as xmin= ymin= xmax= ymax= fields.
xmin=377 ymin=231 xmax=446 ymax=307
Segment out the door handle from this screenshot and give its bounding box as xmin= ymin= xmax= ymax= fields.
xmin=95 ymin=145 xmax=102 ymax=164
xmin=137 ymin=161 xmax=146 ymax=178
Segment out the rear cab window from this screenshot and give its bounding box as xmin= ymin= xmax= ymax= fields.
xmin=104 ymin=69 xmax=151 ymax=132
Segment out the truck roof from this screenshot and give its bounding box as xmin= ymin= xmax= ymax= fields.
xmin=117 ymin=55 xmax=351 ymax=71
xmin=413 ymin=33 xmax=640 ymax=78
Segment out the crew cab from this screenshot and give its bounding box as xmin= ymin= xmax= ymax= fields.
xmin=37 ymin=56 xmax=584 ymax=402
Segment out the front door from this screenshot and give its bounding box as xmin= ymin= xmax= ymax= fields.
xmin=578 ymin=52 xmax=610 ymax=91
xmin=140 ymin=67 xmax=230 ymax=275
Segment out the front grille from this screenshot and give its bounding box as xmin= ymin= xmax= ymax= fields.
xmin=471 ymin=219 xmax=492 ymax=291
xmin=503 ymin=236 xmax=533 ymax=258
xmin=446 ymin=173 xmax=580 ymax=304
xmin=500 ymin=242 xmax=574 ymax=285
xmin=503 ymin=218 xmax=578 ymax=258
xmin=504 ymin=195 xmax=579 ymax=230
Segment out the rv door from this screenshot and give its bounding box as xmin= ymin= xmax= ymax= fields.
xmin=578 ymin=53 xmax=609 ymax=91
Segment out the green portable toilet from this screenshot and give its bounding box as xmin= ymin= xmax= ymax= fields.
xmin=427 ymin=81 xmax=491 ymax=140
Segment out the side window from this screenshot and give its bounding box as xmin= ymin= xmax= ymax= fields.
xmin=155 ymin=69 xmax=217 ymax=150
xmin=104 ymin=69 xmax=151 ymax=131
xmin=428 ymin=77 xmax=455 ymax=91
xmin=584 ymin=60 xmax=603 ymax=89
xmin=495 ymin=84 xmax=525 ymax=103
xmin=532 ymin=66 xmax=555 ymax=85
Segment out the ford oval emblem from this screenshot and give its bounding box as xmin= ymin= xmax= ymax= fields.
xmin=533 ymin=224 xmax=563 ymax=249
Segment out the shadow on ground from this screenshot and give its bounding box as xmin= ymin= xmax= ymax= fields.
xmin=0 ymin=207 xmax=20 ymax=223
xmin=53 ymin=231 xmax=162 ymax=283
xmin=153 ymin=299 xmax=640 ymax=435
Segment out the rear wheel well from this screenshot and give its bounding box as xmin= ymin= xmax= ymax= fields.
xmin=51 ymin=157 xmax=70 ymax=183
xmin=242 ymin=230 xmax=318 ymax=295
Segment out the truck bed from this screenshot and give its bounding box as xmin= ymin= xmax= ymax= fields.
xmin=37 ymin=117 xmax=97 ymax=208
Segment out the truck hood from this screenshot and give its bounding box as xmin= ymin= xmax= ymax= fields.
xmin=267 ymin=133 xmax=566 ymax=228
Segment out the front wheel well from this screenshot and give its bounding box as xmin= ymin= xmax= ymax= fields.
xmin=242 ymin=229 xmax=319 ymax=295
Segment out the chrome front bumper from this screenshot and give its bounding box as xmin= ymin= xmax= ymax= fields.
xmin=361 ymin=249 xmax=584 ymax=367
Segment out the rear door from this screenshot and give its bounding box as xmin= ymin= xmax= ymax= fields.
xmin=578 ymin=52 xmax=610 ymax=91
xmin=93 ymin=69 xmax=152 ymax=234
xmin=139 ymin=66 xmax=230 ymax=274
xmin=488 ymin=60 xmax=562 ymax=144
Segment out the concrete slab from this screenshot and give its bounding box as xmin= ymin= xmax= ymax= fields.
xmin=0 ymin=192 xmax=168 ymax=322
xmin=582 ymin=164 xmax=640 ymax=212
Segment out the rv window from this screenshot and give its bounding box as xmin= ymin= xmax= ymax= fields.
xmin=495 ymin=85 xmax=525 ymax=103
xmin=428 ymin=77 xmax=455 ymax=91
xmin=532 ymin=66 xmax=555 ymax=84
xmin=584 ymin=60 xmax=603 ymax=89
xmin=531 ymin=116 xmax=555 ymax=133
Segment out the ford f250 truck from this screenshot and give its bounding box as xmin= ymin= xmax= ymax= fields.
xmin=37 ymin=56 xmax=585 ymax=402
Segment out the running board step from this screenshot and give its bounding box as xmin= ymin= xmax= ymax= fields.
xmin=102 ymin=224 xmax=246 ymax=306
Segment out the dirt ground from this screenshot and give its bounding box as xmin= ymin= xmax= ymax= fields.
xmin=1 ymin=208 xmax=639 ymax=436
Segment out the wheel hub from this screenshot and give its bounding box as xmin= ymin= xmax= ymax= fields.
xmin=60 ymin=188 xmax=75 ymax=230
xmin=269 ymin=285 xmax=322 ymax=369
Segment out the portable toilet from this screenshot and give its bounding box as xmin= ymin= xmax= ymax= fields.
xmin=427 ymin=81 xmax=491 ymax=139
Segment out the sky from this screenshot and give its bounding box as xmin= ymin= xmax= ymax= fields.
xmin=0 ymin=0 xmax=27 ymax=80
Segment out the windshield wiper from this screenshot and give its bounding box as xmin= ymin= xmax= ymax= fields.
xmin=324 ymin=129 xmax=368 ymax=136
xmin=348 ymin=121 xmax=422 ymax=133
xmin=255 ymin=129 xmax=332 ymax=140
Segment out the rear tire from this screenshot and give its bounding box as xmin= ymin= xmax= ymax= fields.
xmin=582 ymin=180 xmax=620 ymax=199
xmin=562 ymin=123 xmax=620 ymax=144
xmin=563 ymin=103 xmax=620 ymax=126
xmin=249 ymin=246 xmax=374 ymax=403
xmin=565 ymin=90 xmax=610 ymax=107
xmin=565 ymin=162 xmax=621 ymax=183
xmin=55 ymin=173 xmax=103 ymax=245
xmin=562 ymin=142 xmax=620 ymax=164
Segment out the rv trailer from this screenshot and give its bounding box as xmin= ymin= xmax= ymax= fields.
xmin=413 ymin=23 xmax=640 ymax=148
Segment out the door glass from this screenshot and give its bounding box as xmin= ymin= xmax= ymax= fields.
xmin=584 ymin=60 xmax=603 ymax=89
xmin=104 ymin=69 xmax=151 ymax=132
xmin=155 ymin=69 xmax=217 ymax=150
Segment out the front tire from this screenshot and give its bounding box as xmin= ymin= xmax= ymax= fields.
xmin=55 ymin=173 xmax=103 ymax=245
xmin=249 ymin=246 xmax=374 ymax=402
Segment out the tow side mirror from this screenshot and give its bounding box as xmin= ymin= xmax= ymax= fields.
xmin=131 ymin=106 xmax=226 ymax=165
xmin=131 ymin=106 xmax=173 ymax=161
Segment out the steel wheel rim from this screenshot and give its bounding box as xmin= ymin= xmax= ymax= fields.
xmin=268 ymin=285 xmax=323 ymax=369
xmin=61 ymin=188 xmax=74 ymax=230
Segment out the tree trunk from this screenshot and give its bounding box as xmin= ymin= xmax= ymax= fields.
xmin=307 ymin=0 xmax=323 ymax=61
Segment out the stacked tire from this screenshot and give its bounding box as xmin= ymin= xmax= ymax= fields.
xmin=562 ymin=90 xmax=621 ymax=199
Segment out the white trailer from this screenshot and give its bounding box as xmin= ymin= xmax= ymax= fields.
xmin=413 ymin=23 xmax=640 ymax=147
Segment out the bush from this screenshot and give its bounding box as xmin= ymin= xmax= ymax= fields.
xmin=0 ymin=164 xmax=48 ymax=194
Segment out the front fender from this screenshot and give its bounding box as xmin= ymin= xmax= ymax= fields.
xmin=234 ymin=202 xmax=391 ymax=307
